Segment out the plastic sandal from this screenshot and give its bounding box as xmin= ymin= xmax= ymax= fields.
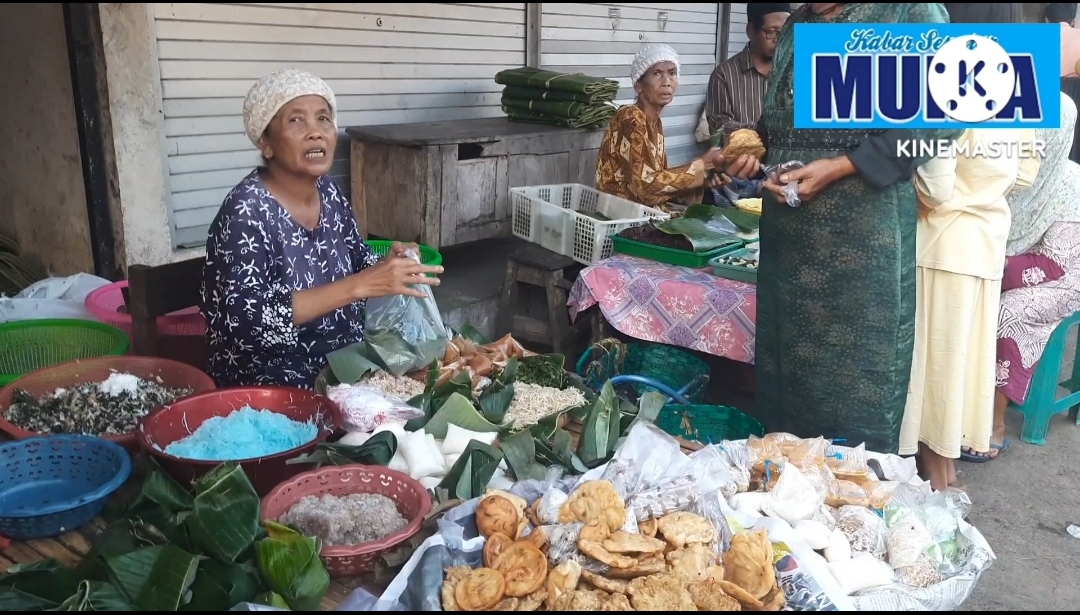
xmin=959 ymin=439 xmax=1010 ymax=464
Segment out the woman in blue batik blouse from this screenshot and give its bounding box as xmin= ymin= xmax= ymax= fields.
xmin=200 ymin=69 xmax=443 ymax=389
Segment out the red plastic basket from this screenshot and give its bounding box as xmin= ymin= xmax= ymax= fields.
xmin=0 ymin=356 xmax=217 ymax=452
xmin=84 ymin=280 xmax=206 ymax=338
xmin=136 ymin=386 xmax=339 ymax=496
xmin=261 ymin=464 xmax=432 ymax=577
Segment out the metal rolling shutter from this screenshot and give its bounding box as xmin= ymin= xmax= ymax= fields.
xmin=153 ymin=3 xmax=527 ymax=249
xmin=540 ymin=3 xmax=720 ymax=166
xmin=727 ymin=3 xmax=748 ymax=59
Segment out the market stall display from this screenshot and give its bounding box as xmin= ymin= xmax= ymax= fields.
xmin=332 ymin=423 xmax=993 ymax=613
xmin=137 ymin=386 xmax=339 ymax=495
xmin=710 ymin=246 xmax=760 ymax=284
xmin=569 ymin=255 xmax=757 ymax=363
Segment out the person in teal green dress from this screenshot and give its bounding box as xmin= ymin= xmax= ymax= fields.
xmin=732 ymin=3 xmax=964 ymax=454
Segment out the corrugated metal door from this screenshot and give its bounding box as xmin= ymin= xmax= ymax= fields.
xmin=727 ymin=3 xmax=748 ymax=58
xmin=153 ymin=3 xmax=527 ymax=249
xmin=540 ymin=3 xmax=720 ymax=165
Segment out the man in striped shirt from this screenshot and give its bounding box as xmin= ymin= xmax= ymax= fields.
xmin=705 ymin=3 xmax=791 ymax=134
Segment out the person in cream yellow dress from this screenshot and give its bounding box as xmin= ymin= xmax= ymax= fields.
xmin=901 ymin=128 xmax=1038 ymax=491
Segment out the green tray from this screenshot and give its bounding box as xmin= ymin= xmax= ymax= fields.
xmin=610 ymin=235 xmax=744 ymax=268
xmin=709 ymin=247 xmax=759 ymax=284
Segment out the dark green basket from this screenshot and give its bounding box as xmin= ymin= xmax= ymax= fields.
xmin=656 ymin=404 xmax=765 ymax=444
xmin=577 ymin=342 xmax=710 ymax=403
xmin=0 ymin=318 xmax=130 ymax=386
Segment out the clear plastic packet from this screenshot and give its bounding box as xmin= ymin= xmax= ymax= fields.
xmin=629 ymin=473 xmax=698 ymax=521
xmin=825 ymin=442 xmax=870 ymax=482
xmin=600 ymin=459 xmax=638 ymax=501
xmin=546 ymin=521 xmax=583 ymax=566
xmin=536 ymin=466 xmax=569 ymax=525
xmin=363 ymin=248 xmax=450 ymax=376
xmin=763 ymin=465 xmax=824 ymax=526
xmin=885 ymin=506 xmax=934 ymax=570
xmin=787 ymin=437 xmax=829 ymax=469
xmin=325 ymin=384 xmax=424 ymax=433
xmin=825 ymin=480 xmax=870 ymax=508
xmin=763 ymin=160 xmax=806 ymax=207
xmin=834 ymin=505 xmax=888 ymax=559
xmin=691 ymin=492 xmax=735 ymax=554
xmin=799 ymin=462 xmax=836 ymax=500
xmin=922 ymin=490 xmax=969 ymax=576
xmin=619 ymin=505 xmax=640 ymax=534
xmin=718 ymin=442 xmax=753 ymax=493
xmin=866 ymin=481 xmax=899 ymax=510
xmin=687 ymin=445 xmax=738 ymax=499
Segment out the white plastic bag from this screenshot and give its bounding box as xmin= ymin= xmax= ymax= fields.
xmin=325 ymin=384 xmax=424 ymax=433
xmin=0 ymin=273 xmax=111 ymax=323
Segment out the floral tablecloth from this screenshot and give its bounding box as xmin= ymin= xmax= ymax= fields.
xmin=568 ymin=254 xmax=757 ymax=363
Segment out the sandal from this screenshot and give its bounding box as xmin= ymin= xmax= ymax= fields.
xmin=959 ymin=439 xmax=1010 ymax=464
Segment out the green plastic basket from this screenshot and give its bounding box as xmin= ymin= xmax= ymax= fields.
xmin=365 ymin=240 xmax=443 ymax=267
xmin=576 ymin=342 xmax=711 ymax=403
xmin=0 ymin=319 xmax=130 ymax=386
xmin=656 ymin=404 xmax=765 ymax=444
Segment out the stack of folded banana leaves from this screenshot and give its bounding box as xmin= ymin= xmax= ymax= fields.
xmin=495 ymin=67 xmax=620 ymax=130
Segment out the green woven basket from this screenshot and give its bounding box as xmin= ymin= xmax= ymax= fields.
xmin=577 ymin=342 xmax=711 ymax=403
xmin=656 ymin=404 xmax=765 ymax=445
xmin=0 ymin=318 xmax=130 ymax=386
xmin=365 ymin=240 xmax=443 ymax=267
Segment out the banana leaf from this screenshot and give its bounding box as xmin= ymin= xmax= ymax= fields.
xmin=500 ymin=429 xmax=548 ymax=482
xmin=255 ymin=521 xmax=330 ymax=612
xmin=437 ymin=440 xmax=503 ymax=501
xmin=0 ymin=560 xmax=81 ymax=610
xmin=286 ymin=431 xmax=397 ymax=468
xmin=405 ymin=363 xmax=471 ymax=431
xmin=421 ymin=392 xmax=501 ymax=439
xmin=531 ymin=426 xmax=589 ymax=474
xmin=106 ymin=544 xmax=198 ymax=610
xmin=682 ymin=202 xmax=761 ymax=233
xmin=477 ymin=358 xmax=518 ymax=425
xmin=181 ymin=559 xmax=263 ymax=611
xmin=652 ymin=217 xmax=743 ymax=252
xmin=54 ymin=581 xmax=136 ymax=611
xmin=577 ymin=381 xmax=622 ymax=467
xmin=185 ymin=464 xmax=261 ymax=564
xmin=456 ymin=323 xmax=491 ymax=344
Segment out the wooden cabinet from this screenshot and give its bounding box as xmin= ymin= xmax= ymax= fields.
xmin=346 ymin=117 xmax=605 ymax=248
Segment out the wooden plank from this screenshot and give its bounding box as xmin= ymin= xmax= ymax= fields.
xmin=25 ymin=539 xmax=81 ymax=568
xmin=2 ymin=541 xmax=46 ymax=566
xmin=0 ymin=554 xmax=15 ymax=572
xmin=346 ymin=117 xmax=600 ymax=148
xmin=56 ymin=530 xmax=94 ymax=557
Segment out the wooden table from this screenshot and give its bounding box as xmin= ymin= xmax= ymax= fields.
xmin=0 ymin=519 xmax=370 ymax=610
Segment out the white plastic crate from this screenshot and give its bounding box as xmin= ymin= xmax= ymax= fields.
xmin=509 ymin=184 xmax=670 ymax=264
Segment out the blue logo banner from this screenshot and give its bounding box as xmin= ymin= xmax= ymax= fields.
xmin=793 ymin=23 xmax=1061 ymax=129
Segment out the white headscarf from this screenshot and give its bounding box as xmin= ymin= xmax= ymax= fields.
xmin=1007 ymin=92 xmax=1080 ymax=255
xmin=242 ymin=69 xmax=338 ymax=147
xmin=630 ymin=44 xmax=680 ymax=83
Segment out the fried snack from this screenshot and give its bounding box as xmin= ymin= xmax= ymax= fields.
xmin=493 ymin=542 xmax=548 ymax=597
xmin=629 ymin=572 xmax=697 ymax=611
xmin=558 ymin=480 xmax=626 ymax=532
xmin=667 ymin=543 xmax=718 ymax=581
xmin=441 ymin=565 xmax=473 ymax=611
xmin=578 ymin=540 xmax=638 ymax=569
xmin=517 ymin=589 xmax=546 ymax=612
xmin=484 ymin=533 xmax=513 ymax=568
xmin=601 ymin=593 xmax=634 ymax=611
xmin=686 ymin=578 xmax=742 ymax=611
xmin=525 ymin=500 xmax=542 ymax=528
xmin=639 ymin=518 xmax=658 ymax=538
xmin=705 ymin=564 xmax=726 ymax=582
xmin=759 ymin=587 xmax=787 ymax=612
xmin=578 ymin=518 xmax=611 ymax=545
xmin=606 ymin=551 xmax=669 ymax=578
xmin=489 ymin=597 xmax=520 ymax=611
xmin=545 ymin=560 xmax=582 ymax=610
xmin=455 ymin=568 xmax=507 ymax=611
xmin=551 ymin=589 xmax=608 ymax=611
xmin=603 ymin=530 xmax=666 ymax=555
xmin=721 ymin=128 xmax=766 ymax=161
xmin=716 ymin=579 xmax=764 ymax=610
xmin=477 ymin=494 xmax=522 ymax=539
xmin=723 ymin=528 xmax=776 ymax=600
xmin=657 ymin=511 xmax=717 ymax=548
xmin=581 ymin=569 xmax=631 ymax=594
xmin=519 ymin=526 xmax=549 ymax=554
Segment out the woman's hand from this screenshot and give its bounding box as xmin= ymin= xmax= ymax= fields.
xmin=762 ymin=156 xmax=855 ymax=203
xmin=388 ymin=241 xmax=420 ymax=259
xmin=723 ymin=154 xmax=762 ymax=180
xmin=353 ymin=250 xmax=443 ymax=299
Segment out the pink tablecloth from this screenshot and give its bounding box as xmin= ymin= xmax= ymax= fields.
xmin=568 ymin=255 xmax=757 ymax=363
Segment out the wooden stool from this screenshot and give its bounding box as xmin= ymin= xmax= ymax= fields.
xmin=499 ymin=245 xmax=581 ymax=356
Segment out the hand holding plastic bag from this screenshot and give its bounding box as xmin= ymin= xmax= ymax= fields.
xmin=764 ymin=161 xmax=806 ymax=208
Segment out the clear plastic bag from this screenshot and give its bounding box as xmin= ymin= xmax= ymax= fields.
xmin=325 ymin=384 xmax=424 ymax=433
xmin=362 ymin=248 xmax=450 ymax=376
xmin=825 ymin=442 xmax=870 ymax=483
xmin=763 ymin=465 xmax=824 ymax=526
xmin=537 ymin=466 xmax=569 ymax=525
xmin=834 ymin=505 xmax=888 ymax=559
xmin=764 ymin=160 xmax=806 ymax=207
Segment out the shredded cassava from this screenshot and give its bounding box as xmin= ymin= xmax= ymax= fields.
xmin=504 ymin=383 xmax=587 ymax=429
xmin=365 ymin=370 xmax=426 ymax=401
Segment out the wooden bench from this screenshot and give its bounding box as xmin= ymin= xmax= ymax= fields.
xmin=126 ymin=257 xmax=207 ymax=370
